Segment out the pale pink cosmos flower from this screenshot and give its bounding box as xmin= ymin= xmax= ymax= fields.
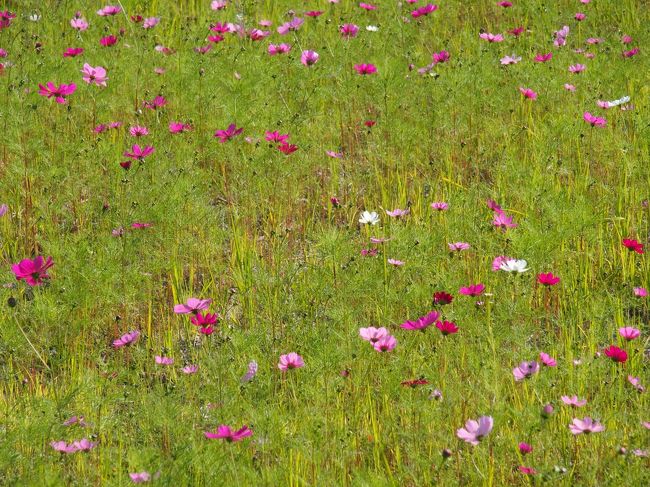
xmin=554 ymin=26 xmax=569 ymax=46
xmin=633 ymin=287 xmax=647 ymax=297
xmin=561 ymin=395 xmax=587 ymax=407
xmin=479 ymin=33 xmax=504 ymax=43
xmin=113 ymin=330 xmax=140 ymax=348
xmin=539 ymin=352 xmax=557 ymax=367
xmin=400 ymin=311 xmax=440 ymax=331
xmin=457 ymin=416 xmax=493 ymax=445
xmin=51 ymin=441 xmax=78 ymax=454
xmin=359 ymin=327 xmax=388 ymax=343
xmin=241 ymin=361 xmax=258 ymax=383
xmin=627 ymin=376 xmax=645 ymax=393
xmin=385 ymin=208 xmax=409 ymax=218
xmin=448 ymin=242 xmax=470 ymax=251
xmin=182 ymin=364 xmax=198 ymax=374
xmin=155 ymin=356 xmax=174 ymax=365
xmin=388 ymin=258 xmax=405 ymax=266
xmin=619 ymin=327 xmax=641 ymax=340
xmin=97 ymin=5 xmax=122 ymax=16
xmin=204 ymin=425 xmax=253 ymax=442
xmin=326 ymin=150 xmax=343 ymax=158
xmin=278 ymin=352 xmax=304 ymax=370
xmin=211 ymin=0 xmax=228 ymax=10
xmin=500 ymin=55 xmax=521 ymax=65
xmin=564 ymin=83 xmax=576 ymax=91
xmin=277 ymin=17 xmax=303 ymax=35
xmin=493 ymin=212 xmax=517 ymax=229
xmin=70 ymin=18 xmax=88 ymax=31
xmin=143 ymin=17 xmax=160 ymax=29
xmin=519 ymin=87 xmax=537 ymax=100
xmin=513 ymin=361 xmax=540 ymax=381
xmin=174 ymin=298 xmax=212 ymax=314
xmin=430 ymin=202 xmax=448 ymax=211
xmin=301 ymin=50 xmax=319 ymax=66
xmin=569 ymin=64 xmax=586 ymax=73
xmin=373 ymin=335 xmax=397 ymax=352
xmin=63 ymin=416 xmax=88 ymax=427
xmin=569 ymin=417 xmax=604 ymax=435
xmin=129 ymin=472 xmax=152 ymax=483
xmin=268 ymin=43 xmax=291 ymax=55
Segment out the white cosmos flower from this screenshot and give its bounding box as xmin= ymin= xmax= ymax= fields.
xmin=499 ymin=259 xmax=529 ymax=273
xmin=366 ymin=25 xmax=379 ymax=32
xmin=359 ymin=210 xmax=380 ymax=225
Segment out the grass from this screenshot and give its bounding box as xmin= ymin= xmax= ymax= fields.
xmin=0 ymin=0 xmax=648 ymax=485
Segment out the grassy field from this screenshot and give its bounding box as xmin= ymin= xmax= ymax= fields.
xmin=0 ymin=0 xmax=649 ymax=485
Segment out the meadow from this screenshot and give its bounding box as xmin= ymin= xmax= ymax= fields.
xmin=0 ymin=0 xmax=648 ymax=485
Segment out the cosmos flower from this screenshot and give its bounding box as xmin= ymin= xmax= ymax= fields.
xmin=618 ymin=327 xmax=640 ymax=341
xmin=448 ymin=242 xmax=470 ymax=251
xmin=38 ymin=82 xmax=77 ymax=104
xmin=204 ymin=425 xmax=253 ymax=442
xmin=519 ymin=87 xmax=537 ymax=100
xmin=479 ymin=33 xmax=504 ymax=43
xmin=301 ymin=50 xmax=319 ymax=66
xmin=622 ymin=238 xmax=644 ymax=254
xmin=435 ymin=320 xmax=459 ymax=335
xmin=539 ymin=352 xmax=557 ymax=367
xmin=214 ymin=124 xmax=243 ymax=142
xmin=569 ymin=417 xmax=604 ymax=435
xmin=500 ymin=259 xmax=529 ymax=273
xmin=241 ymin=361 xmax=258 ymax=382
xmin=538 ymin=273 xmax=560 ymax=286
xmin=113 ymin=330 xmax=140 ymax=348
xmin=354 ymin=63 xmax=377 ymax=75
xmin=603 ymin=345 xmax=627 ymax=363
xmin=561 ymin=395 xmax=587 ymax=407
xmin=500 ymin=55 xmax=521 ymax=65
xmin=174 ymin=298 xmax=212 ymax=314
xmin=11 ymin=256 xmax=54 ymax=286
xmin=359 ymin=211 xmax=380 ymax=225
xmin=400 ymin=311 xmax=440 ymax=330
xmin=373 ymin=334 xmax=397 ymax=352
xmin=513 ymin=361 xmax=540 ymax=381
xmin=155 ymin=356 xmax=174 ymax=365
xmin=459 ymin=284 xmax=485 ymax=296
xmin=359 ymin=327 xmax=389 ymax=343
xmin=278 ymin=352 xmax=304 ymax=370
xmin=457 ymin=416 xmax=493 ymax=445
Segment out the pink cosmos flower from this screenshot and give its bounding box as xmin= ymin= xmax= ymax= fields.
xmin=622 ymin=35 xmax=633 ymax=44
xmin=627 ymin=376 xmax=645 ymax=393
xmin=241 ymin=361 xmax=258 ymax=383
xmin=155 ymin=356 xmax=174 ymax=365
xmin=373 ymin=334 xmax=397 ymax=352
xmin=569 ymin=417 xmax=604 ymax=435
xmin=583 ymin=112 xmax=606 ymax=127
xmin=305 ymin=11 xmax=323 ymax=17
xmin=633 ymin=287 xmax=647 ymax=297
xmin=354 ymin=64 xmax=377 ymax=75
xmin=63 ymin=48 xmax=84 ymax=58
xmin=0 ymin=204 xmax=8 ymax=217
xmin=38 ymin=82 xmax=77 ymax=104
xmin=174 ymin=298 xmax=212 ymax=314
xmin=340 ymin=24 xmax=359 ymax=38
xmin=387 ymin=258 xmax=405 ymax=266
xmin=519 ymin=87 xmax=537 ymax=100
xmin=435 ymin=320 xmax=459 ymax=335
xmin=205 ymin=425 xmax=253 ymax=442
xmin=508 ymin=26 xmax=524 ymax=37
xmin=457 ymin=416 xmax=493 ymax=445
xmin=569 ymin=64 xmax=586 ymax=73
xmin=575 ymin=12 xmax=586 ymax=21
xmin=604 ymin=345 xmax=627 ymax=363
xmin=538 ymin=273 xmax=560 ymax=286
xmin=562 ymin=395 xmax=587 ymax=407
xmin=430 ymin=202 xmax=448 ymax=211
xmin=70 ymin=18 xmax=89 ymax=31
xmin=277 ymin=17 xmax=303 ymax=35
xmin=519 ymin=443 xmax=533 ymax=454
xmin=124 ymin=144 xmax=154 ymax=161
xmin=448 ymin=242 xmax=470 ymax=252
xmin=268 ymin=43 xmax=291 ymax=55
xmin=493 ymin=212 xmax=517 ymax=229
xmin=411 ymin=4 xmax=438 ymax=18
xmin=169 ymin=122 xmax=191 ymax=133
xmin=386 ymin=208 xmax=409 ymax=218
xmin=518 ymin=467 xmax=536 ymax=475
xmin=63 ymin=416 xmax=88 ymax=427
xmin=479 ymin=33 xmax=504 ymax=43
xmin=459 ymin=284 xmax=485 ymax=296
xmin=498 ymin=1 xmax=512 ymax=6
xmin=143 ymin=17 xmax=160 ymax=29
xmin=100 ymin=35 xmax=118 ymax=47
xmin=11 ymin=256 xmax=54 ymax=286
xmin=534 ymin=52 xmax=552 ymax=62
xmin=129 ymin=472 xmax=152 ymax=483
xmin=211 ymin=1 xmax=228 ymax=10
xmin=539 ymin=352 xmax=557 ymax=367
xmin=182 ymin=365 xmax=198 ymax=374
xmin=623 ymin=48 xmax=640 ymax=58
xmin=278 ymin=352 xmax=305 ymax=370
xmin=400 ymin=310 xmax=440 ymax=330
xmin=500 ymin=55 xmax=521 ymax=65
xmin=432 ymin=50 xmax=450 ymax=64
xmin=97 ymin=5 xmax=122 ymax=16
xmin=129 ymin=126 xmax=149 ymax=137
xmin=130 ymin=222 xmax=152 ymax=229
xmin=113 ymin=330 xmax=140 ymax=348
xmin=359 ymin=327 xmax=389 ymax=343
xmin=51 ymin=441 xmax=78 ymax=454
xmin=359 ymin=2 xmax=377 ymax=10
xmin=214 ymin=124 xmax=243 ymax=142
xmin=301 ymin=50 xmax=319 ymax=66
xmin=564 ymin=84 xmax=576 ymax=91
xmin=554 ymin=26 xmax=569 ymax=46
xmin=618 ymin=327 xmax=640 ymax=341
xmin=513 ymin=361 xmax=540 ymax=381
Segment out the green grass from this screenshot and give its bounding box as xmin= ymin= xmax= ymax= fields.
xmin=0 ymin=0 xmax=649 ymax=485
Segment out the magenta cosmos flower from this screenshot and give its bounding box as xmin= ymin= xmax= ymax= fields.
xmin=81 ymin=64 xmax=108 ymax=87
xmin=373 ymin=334 xmax=397 ymax=352
xmin=604 ymin=345 xmax=627 ymax=363
xmin=633 ymin=287 xmax=647 ymax=297
xmin=190 ymin=312 xmax=218 ymax=335
xmin=534 ymin=52 xmax=552 ymax=62
xmin=301 ymin=50 xmax=319 ymax=66
xmin=538 ymin=272 xmax=560 ymax=286
xmin=459 ymin=283 xmax=485 ymax=296
xmin=174 ymin=298 xmax=212 ymax=314
xmin=622 ymin=238 xmax=644 ymax=254
xmin=400 ymin=310 xmax=440 ymax=330
xmin=569 ymin=417 xmax=604 ymax=435
xmin=63 ymin=47 xmax=84 ymax=58
xmin=38 ymin=82 xmax=77 ymax=104
xmin=124 ymin=144 xmax=154 ymax=161
xmin=204 ymin=425 xmax=253 ymax=442
xmin=412 ymin=4 xmax=438 ymax=18
xmin=513 ymin=361 xmax=540 ymax=381
xmin=435 ymin=320 xmax=459 ymax=335
xmin=214 ymin=124 xmax=243 ymax=142
xmin=113 ymin=330 xmax=140 ymax=348
xmin=618 ymin=327 xmax=640 ymax=340
xmin=539 ymin=352 xmax=557 ymax=367
xmin=519 ymin=87 xmax=537 ymax=100
xmin=457 ymin=416 xmax=493 ymax=445
xmin=11 ymin=256 xmax=54 ymax=286
xmin=340 ymin=24 xmax=359 ymax=38
xmin=354 ymin=63 xmax=377 ymax=75
xmin=278 ymin=352 xmax=304 ymax=370
xmin=169 ymin=122 xmax=192 ymax=133
xmin=359 ymin=326 xmax=388 ymax=343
